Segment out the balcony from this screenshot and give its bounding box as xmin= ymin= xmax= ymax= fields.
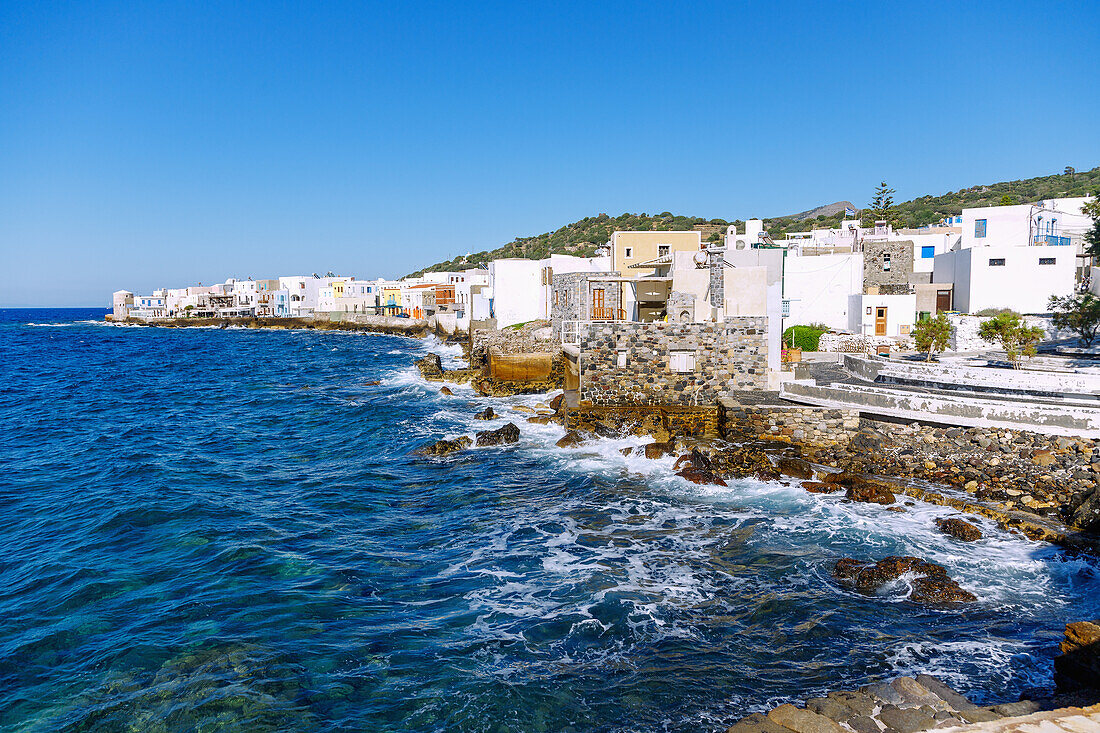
xmin=1033 ymin=234 xmax=1072 ymax=247
xmin=590 ymin=306 xmax=626 ymax=321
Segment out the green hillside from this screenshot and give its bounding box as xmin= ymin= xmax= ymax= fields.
xmin=410 ymin=166 xmax=1099 ymax=276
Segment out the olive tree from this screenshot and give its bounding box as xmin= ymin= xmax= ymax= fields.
xmin=1049 ymin=292 xmax=1100 ymax=346
xmin=911 ymin=313 xmax=952 ymax=361
xmin=977 ymin=311 xmax=1045 ymax=368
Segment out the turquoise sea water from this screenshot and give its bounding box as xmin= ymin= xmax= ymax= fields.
xmin=1 ymin=308 xmax=1098 ymax=732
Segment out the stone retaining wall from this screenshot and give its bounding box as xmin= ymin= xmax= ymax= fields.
xmin=564 ymin=403 xmax=719 ymax=438
xmin=719 ymin=399 xmax=861 ymax=447
xmin=470 ymin=324 xmax=557 ymax=370
xmin=579 ymin=317 xmax=768 ymax=406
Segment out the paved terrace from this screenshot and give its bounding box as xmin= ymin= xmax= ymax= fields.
xmin=778 ymin=355 xmax=1100 ymax=438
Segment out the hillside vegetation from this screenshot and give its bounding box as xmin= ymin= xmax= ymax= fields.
xmin=410 ymin=166 xmax=1099 ymax=276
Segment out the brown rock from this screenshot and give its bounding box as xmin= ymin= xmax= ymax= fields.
xmin=364 ymin=380 xmax=381 ymax=386
xmin=475 ymin=422 xmax=520 ymax=447
xmin=549 ymin=394 xmax=563 ymax=413
xmin=644 ymin=442 xmax=674 ymax=460
xmin=803 ymin=482 xmax=842 ymax=494
xmin=834 ymin=556 xmax=975 ymax=604
xmin=413 ymin=436 xmax=472 ymax=456
xmin=439 ymin=386 xmax=454 ymax=395
xmin=556 ymin=431 xmax=586 ymax=448
xmin=766 ymin=704 xmax=845 ymax=733
xmin=474 ymin=406 xmax=495 ymax=420
xmin=526 ymin=415 xmax=552 ymax=425
xmin=935 ymin=517 xmax=983 ymax=541
xmin=845 ymin=482 xmax=896 ymax=505
xmin=777 ymin=457 xmax=815 ymax=480
xmin=674 ymin=449 xmax=728 ymax=486
xmin=725 ymin=713 xmax=790 ymax=733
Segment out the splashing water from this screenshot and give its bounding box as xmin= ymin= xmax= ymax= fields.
xmin=0 ymin=308 xmax=1096 ymax=732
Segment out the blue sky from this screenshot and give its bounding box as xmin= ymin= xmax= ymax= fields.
xmin=2 ymin=1 xmax=1098 ymax=306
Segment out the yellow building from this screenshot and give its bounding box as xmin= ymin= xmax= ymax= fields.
xmin=332 ymin=280 xmax=347 ymax=298
xmin=610 ymin=230 xmax=702 ymax=277
xmin=382 ymin=285 xmax=403 ymax=315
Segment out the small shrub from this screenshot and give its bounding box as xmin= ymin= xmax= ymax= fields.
xmin=783 ymin=325 xmax=828 ymax=351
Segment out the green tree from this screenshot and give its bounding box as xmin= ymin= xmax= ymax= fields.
xmin=998 ymin=194 xmax=1015 ymax=206
xmin=977 ymin=311 xmax=1045 ymax=368
xmin=911 ymin=312 xmax=952 ymax=361
xmin=867 ymin=181 xmax=896 ymax=221
xmin=1048 ymin=292 xmax=1100 ymax=346
xmin=1082 ymin=197 xmax=1100 ymax=260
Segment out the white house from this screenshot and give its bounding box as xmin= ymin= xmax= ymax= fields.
xmin=488 ymin=258 xmax=543 ymax=327
xmin=933 ymin=244 xmax=1075 ymax=314
xmin=960 ymin=198 xmax=1092 ymax=250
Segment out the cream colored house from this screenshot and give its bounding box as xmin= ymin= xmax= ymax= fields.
xmin=610 ymin=230 xmax=702 ymax=277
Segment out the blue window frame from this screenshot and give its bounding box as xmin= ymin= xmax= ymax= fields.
xmin=975 ymin=219 xmax=987 ymax=238
xmin=921 ymin=245 xmax=935 ymax=259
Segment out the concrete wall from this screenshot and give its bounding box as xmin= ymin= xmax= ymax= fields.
xmin=611 ymin=230 xmax=701 ymax=275
xmin=578 ymin=317 xmax=768 ymax=406
xmin=848 ymin=293 xmax=917 ymax=337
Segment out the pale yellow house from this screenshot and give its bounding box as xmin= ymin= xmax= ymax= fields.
xmin=610 ymin=230 xmax=702 ymax=277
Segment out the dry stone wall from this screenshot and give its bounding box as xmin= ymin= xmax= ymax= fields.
xmin=579 ymin=317 xmax=768 ymax=406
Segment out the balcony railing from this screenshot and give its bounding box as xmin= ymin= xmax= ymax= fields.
xmin=1033 ymin=234 xmax=1072 ymax=246
xmin=590 ymin=307 xmax=626 ymax=321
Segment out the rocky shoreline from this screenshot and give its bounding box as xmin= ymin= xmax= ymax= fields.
xmin=104 ymin=314 xmax=454 ymax=339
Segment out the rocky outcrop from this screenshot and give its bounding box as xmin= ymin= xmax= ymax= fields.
xmin=844 ymin=482 xmax=897 ymax=505
xmin=439 ymin=386 xmax=454 ymax=395
xmin=935 ymin=517 xmax=983 ymax=541
xmin=644 ymin=442 xmax=675 ymax=460
xmin=475 ymin=423 xmax=520 ymax=447
xmin=416 ymin=354 xmax=444 ymax=380
xmin=474 ymin=406 xmax=495 ymax=420
xmin=724 ymin=675 xmax=1023 ymax=733
xmin=556 ymin=431 xmax=588 ymax=448
xmin=1055 ymin=620 xmax=1100 ymax=691
xmin=776 ymin=457 xmax=815 ymax=480
xmin=674 ymin=450 xmax=728 ymax=487
xmin=413 ymin=436 xmax=472 ymax=457
xmin=834 ymin=556 xmax=976 ymax=604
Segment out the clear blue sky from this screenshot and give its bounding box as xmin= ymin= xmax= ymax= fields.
xmin=2 ymin=1 xmax=1098 ymax=306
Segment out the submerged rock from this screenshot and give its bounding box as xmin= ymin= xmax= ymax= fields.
xmin=526 ymin=415 xmax=552 ymax=425
xmin=439 ymin=386 xmax=454 ymax=395
xmin=414 ymin=436 xmax=472 ymax=457
xmin=833 ymin=555 xmax=975 ymax=604
xmin=935 ymin=517 xmax=983 ymax=541
xmin=475 ymin=422 xmax=520 ymax=447
xmin=474 ymin=406 xmax=495 ymax=420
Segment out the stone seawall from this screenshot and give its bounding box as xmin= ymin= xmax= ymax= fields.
xmin=108 ymin=314 xmax=430 ymax=336
xmin=719 ymin=398 xmax=861 ymax=447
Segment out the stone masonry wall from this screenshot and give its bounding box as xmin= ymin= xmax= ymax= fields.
xmin=863 ymin=240 xmax=915 ymax=293
xmin=579 ymin=317 xmax=768 ymax=406
xmin=550 ymin=272 xmax=622 ymax=338
xmin=470 ymin=326 xmax=557 ymax=370
xmin=719 ymin=400 xmax=862 ymax=447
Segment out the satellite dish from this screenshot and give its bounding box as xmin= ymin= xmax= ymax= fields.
xmin=693 ymin=251 xmax=708 ymax=268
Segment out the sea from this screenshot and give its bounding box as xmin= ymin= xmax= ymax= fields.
xmin=1 ymin=307 xmax=1098 ymax=732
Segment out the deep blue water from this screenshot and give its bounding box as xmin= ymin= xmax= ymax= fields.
xmin=1 ymin=308 xmax=1098 ymax=732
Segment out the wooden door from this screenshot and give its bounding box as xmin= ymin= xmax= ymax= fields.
xmin=591 ymin=288 xmax=606 ymax=320
xmin=936 ymin=290 xmax=952 ymax=312
xmin=875 ymin=307 xmax=888 ymax=336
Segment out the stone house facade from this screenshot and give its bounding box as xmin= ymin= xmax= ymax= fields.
xmin=863 ymin=239 xmax=916 ymax=295
xmin=578 ymin=317 xmax=768 ymax=406
xmin=550 ymin=271 xmax=623 ymax=338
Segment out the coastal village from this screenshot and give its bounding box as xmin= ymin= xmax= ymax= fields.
xmin=109 ymin=195 xmax=1100 ymax=732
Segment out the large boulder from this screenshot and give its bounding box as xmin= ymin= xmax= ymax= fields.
xmin=1070 ymin=487 xmax=1100 ymax=534
xmin=935 ymin=517 xmax=983 ymax=541
xmin=776 ymin=457 xmax=815 ymax=480
xmin=556 ymin=431 xmax=587 ymax=448
xmin=413 ymin=436 xmax=472 ymax=457
xmin=845 ymin=482 xmax=897 ymax=505
xmin=416 ymin=354 xmax=444 ymax=380
xmin=834 ymin=556 xmax=975 ymax=604
xmin=674 ymin=449 xmax=728 ymax=487
xmin=644 ymin=442 xmax=675 ymax=460
xmin=474 ymin=406 xmax=495 ymax=420
xmin=549 ymin=394 xmax=564 ymax=413
xmin=475 ymin=423 xmax=520 ymax=447
xmin=804 ymin=482 xmax=843 ymax=494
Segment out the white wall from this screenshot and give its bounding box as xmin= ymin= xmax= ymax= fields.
xmin=489 ymin=259 xmax=542 ymax=327
xmin=541 ymin=254 xmax=612 ymax=318
xmin=960 ymin=197 xmax=1092 ymax=249
xmin=783 ymin=252 xmax=864 ymax=332
xmin=933 ymin=245 xmax=1074 ymax=313
xmin=848 ymin=294 xmax=917 ymax=337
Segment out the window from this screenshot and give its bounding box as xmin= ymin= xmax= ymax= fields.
xmin=624 ymin=247 xmax=633 ymax=258
xmin=1039 ymin=257 xmax=1056 ymax=265
xmin=975 ymin=219 xmax=987 ymax=238
xmin=882 ymin=253 xmax=891 ymax=271
xmin=921 ymin=245 xmax=935 ymax=259
xmin=988 ymin=258 xmax=1005 ymax=266
xmin=658 ymin=244 xmax=670 ymax=257
xmin=669 ymin=351 xmax=696 ymax=373
xmin=617 ymin=350 xmax=628 ymax=368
